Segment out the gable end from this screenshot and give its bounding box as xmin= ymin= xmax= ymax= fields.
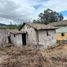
xmin=19 ymin=23 xmax=26 ymax=31
xmin=19 ymin=23 xmax=37 ymax=31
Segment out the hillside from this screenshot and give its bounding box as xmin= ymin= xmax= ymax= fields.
xmin=0 ymin=23 xmax=6 ymax=26
xmin=0 ymin=44 xmax=67 ymax=67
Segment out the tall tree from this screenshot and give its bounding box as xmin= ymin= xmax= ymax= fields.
xmin=33 ymin=9 xmax=64 ymax=24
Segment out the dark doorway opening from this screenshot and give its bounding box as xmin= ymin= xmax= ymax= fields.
xmin=22 ymin=33 xmax=26 ymax=46
xmin=8 ymin=36 xmax=11 ymax=43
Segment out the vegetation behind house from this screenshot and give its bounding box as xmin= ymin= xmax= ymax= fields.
xmin=33 ymin=9 xmax=64 ymax=24
xmin=0 ymin=24 xmax=20 ymax=29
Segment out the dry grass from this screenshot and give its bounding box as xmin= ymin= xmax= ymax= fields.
xmin=41 ymin=44 xmax=67 ymax=67
xmin=0 ymin=44 xmax=67 ymax=67
xmin=0 ymin=46 xmax=44 ymax=67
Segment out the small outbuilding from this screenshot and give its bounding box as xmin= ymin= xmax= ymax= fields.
xmin=10 ymin=31 xmax=27 ymax=47
xmin=10 ymin=23 xmax=57 ymax=49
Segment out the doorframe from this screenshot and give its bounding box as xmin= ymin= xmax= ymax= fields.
xmin=8 ymin=36 xmax=11 ymax=43
xmin=22 ymin=33 xmax=27 ymax=46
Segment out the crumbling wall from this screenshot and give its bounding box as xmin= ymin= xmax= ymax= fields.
xmin=21 ymin=24 xmax=37 ymax=45
xmin=38 ymin=30 xmax=56 ymax=49
xmin=0 ymin=30 xmax=9 ymax=47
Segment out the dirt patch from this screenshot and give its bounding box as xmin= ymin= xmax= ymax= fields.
xmin=0 ymin=44 xmax=67 ymax=67
xmin=0 ymin=47 xmax=44 ymax=67
xmin=41 ymin=44 xmax=67 ymax=67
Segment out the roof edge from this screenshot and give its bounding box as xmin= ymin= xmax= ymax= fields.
xmin=19 ymin=23 xmax=37 ymax=31
xmin=19 ymin=23 xmax=26 ymax=31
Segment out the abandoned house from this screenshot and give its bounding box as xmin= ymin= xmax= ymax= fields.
xmin=10 ymin=23 xmax=57 ymax=48
xmin=56 ymin=26 xmax=67 ymax=44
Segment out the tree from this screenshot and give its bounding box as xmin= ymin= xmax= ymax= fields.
xmin=33 ymin=9 xmax=64 ymax=24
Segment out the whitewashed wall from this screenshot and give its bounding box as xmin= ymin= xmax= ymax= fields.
xmin=38 ymin=30 xmax=56 ymax=48
xmin=10 ymin=34 xmax=22 ymax=47
xmin=21 ymin=24 xmax=37 ymax=45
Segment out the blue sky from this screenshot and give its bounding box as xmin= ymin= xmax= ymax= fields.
xmin=60 ymin=10 xmax=67 ymax=19
xmin=60 ymin=11 xmax=67 ymax=16
xmin=0 ymin=0 xmax=67 ymax=24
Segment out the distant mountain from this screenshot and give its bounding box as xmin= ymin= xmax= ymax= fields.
xmin=0 ymin=23 xmax=6 ymax=26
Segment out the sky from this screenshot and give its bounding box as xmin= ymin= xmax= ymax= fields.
xmin=0 ymin=0 xmax=67 ymax=24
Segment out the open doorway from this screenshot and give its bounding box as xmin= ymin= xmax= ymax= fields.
xmin=22 ymin=33 xmax=26 ymax=46
xmin=8 ymin=36 xmax=11 ymax=43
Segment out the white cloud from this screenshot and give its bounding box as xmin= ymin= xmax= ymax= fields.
xmin=63 ymin=16 xmax=67 ymax=20
xmin=0 ymin=0 xmax=36 ymax=23
xmin=43 ymin=0 xmax=67 ymax=12
xmin=0 ymin=0 xmax=67 ymax=24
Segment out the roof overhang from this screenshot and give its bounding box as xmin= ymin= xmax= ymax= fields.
xmin=10 ymin=31 xmax=27 ymax=35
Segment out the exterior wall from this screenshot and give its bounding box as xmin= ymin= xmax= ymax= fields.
xmin=38 ymin=30 xmax=56 ymax=48
xmin=0 ymin=29 xmax=18 ymax=48
xmin=10 ymin=34 xmax=22 ymax=47
xmin=56 ymin=33 xmax=67 ymax=40
xmin=21 ymin=24 xmax=37 ymax=45
xmin=56 ymin=33 xmax=67 ymax=44
xmin=56 ymin=26 xmax=67 ymax=44
xmin=0 ymin=30 xmax=9 ymax=47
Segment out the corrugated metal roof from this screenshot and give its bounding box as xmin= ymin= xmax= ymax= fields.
xmin=56 ymin=26 xmax=67 ymax=33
